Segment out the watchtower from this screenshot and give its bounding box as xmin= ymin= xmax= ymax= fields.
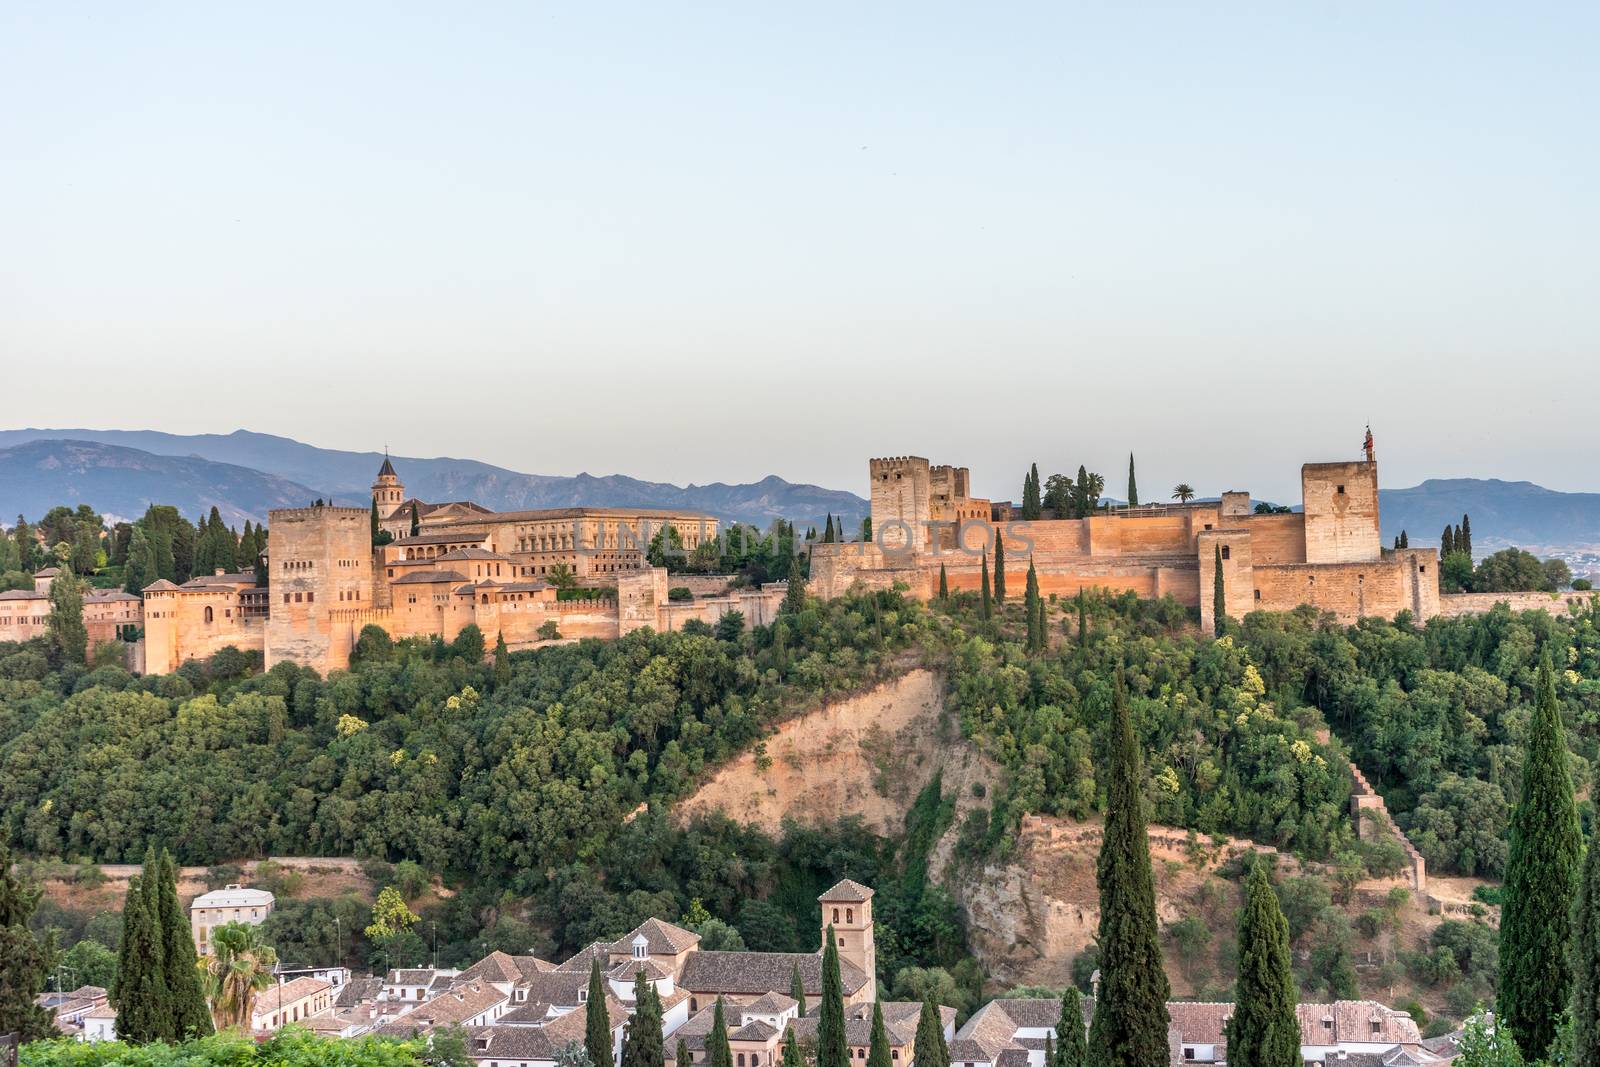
xmin=819 ymin=879 xmax=876 ymax=1000
xmin=868 ymin=456 xmax=931 ymax=553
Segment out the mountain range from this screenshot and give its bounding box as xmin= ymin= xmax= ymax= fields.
xmin=0 ymin=430 xmax=870 ymax=530
xmin=2 ymin=429 xmax=1597 ymax=554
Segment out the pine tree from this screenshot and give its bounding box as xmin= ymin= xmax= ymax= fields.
xmin=47 ymin=563 xmax=88 ymax=664
xmin=1213 ymin=546 xmax=1226 ymax=638
xmin=156 ymin=850 xmax=212 ymax=1038
xmin=1226 ymin=860 xmax=1299 ymax=1067
xmin=1055 ymin=987 xmax=1087 ymax=1067
xmin=938 ymin=564 xmax=948 ymax=602
xmin=979 ymin=551 xmax=992 ymax=620
xmin=622 ymin=971 xmax=665 ymax=1067
xmin=912 ymin=998 xmax=949 ymax=1067
xmin=1127 ymin=453 xmax=1138 ymax=508
xmin=1088 ymin=671 xmax=1171 ymax=1066
xmin=410 ymin=501 xmax=421 ymax=537
xmin=708 ymin=999 xmax=733 ymax=1067
xmin=677 ymin=1038 xmax=692 ymax=1067
xmin=494 ymin=631 xmax=511 ymax=689
xmin=0 ymin=839 xmax=56 ymax=1040
xmin=587 ymin=957 xmax=615 ymax=1067
xmin=1571 ymin=765 xmax=1600 ymax=1066
xmin=867 ymin=1001 xmax=891 ymax=1067
xmin=993 ymin=534 xmax=1006 ymax=603
xmin=112 ymin=872 xmax=169 ymax=1043
xmin=817 ymin=927 xmax=848 ymax=1067
xmin=789 ymin=962 xmax=807 ymax=1016
xmin=1499 ymin=653 xmax=1583 ymax=1060
xmin=1461 ymin=514 xmax=1473 ymax=559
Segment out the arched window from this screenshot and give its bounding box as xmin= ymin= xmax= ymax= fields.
xmin=846 ymin=908 xmax=854 ymax=923
xmin=832 ymin=908 xmax=839 ymax=923
xmin=204 ymin=606 xmax=214 ymax=623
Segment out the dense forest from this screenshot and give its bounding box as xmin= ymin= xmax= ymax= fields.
xmin=5 ymin=575 xmax=1599 ymax=1032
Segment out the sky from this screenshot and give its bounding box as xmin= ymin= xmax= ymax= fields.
xmin=2 ymin=2 xmax=1596 ymax=504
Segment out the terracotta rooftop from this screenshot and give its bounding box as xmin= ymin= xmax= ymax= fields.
xmin=679 ymin=951 xmax=869 ymax=998
xmin=818 ymin=879 xmax=874 ymax=903
xmin=392 ymin=569 xmax=470 ymax=585
xmin=606 ymin=917 xmax=702 ymax=958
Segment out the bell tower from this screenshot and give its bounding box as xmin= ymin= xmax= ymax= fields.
xmin=372 ymin=452 xmax=405 ymax=520
xmin=819 ymin=879 xmax=876 ymax=1001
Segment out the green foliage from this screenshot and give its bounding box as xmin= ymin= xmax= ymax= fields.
xmin=1055 ymin=987 xmax=1087 ymax=1067
xmin=23 ymin=1032 xmax=426 ymax=1067
xmin=111 ymin=871 xmax=169 ymax=1043
xmin=979 ymin=551 xmax=991 ymax=620
xmin=1226 ymin=861 xmax=1299 ymax=1067
xmin=1213 ymin=546 xmax=1226 ymax=638
xmin=1574 ymin=768 xmax=1600 ymax=1066
xmin=866 ymin=1002 xmax=891 ymax=1067
xmin=993 ymin=535 xmax=1006 ymax=604
xmin=1475 ymin=549 xmax=1564 ymax=594
xmin=1126 ymin=454 xmax=1138 ymax=509
xmin=621 ymin=971 xmax=664 ymax=1067
xmin=1088 ymin=673 xmax=1171 ymax=1067
xmin=1499 ymin=654 xmax=1583 ymax=1061
xmin=47 ymin=565 xmax=88 ymax=666
xmin=153 ymin=850 xmax=212 ymax=1038
xmin=1021 ymin=465 xmax=1042 ymax=522
xmin=0 ymin=838 xmax=56 ymax=1039
xmin=911 ymin=999 xmax=949 ymax=1067
xmin=585 ymin=959 xmax=614 ymax=1067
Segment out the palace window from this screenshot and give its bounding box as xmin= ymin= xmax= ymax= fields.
xmin=204 ymin=606 xmax=214 ymax=623
xmin=1220 ymin=546 xmax=1230 ymax=560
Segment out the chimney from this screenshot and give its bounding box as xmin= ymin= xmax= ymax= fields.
xmin=215 ymin=567 xmax=226 ymax=576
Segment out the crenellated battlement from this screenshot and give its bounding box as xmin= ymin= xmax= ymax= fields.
xmin=269 ymin=506 xmax=368 ymax=522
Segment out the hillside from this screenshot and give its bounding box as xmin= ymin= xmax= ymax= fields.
xmin=0 ymin=439 xmax=327 ymax=526
xmin=0 ymin=428 xmax=869 ymax=528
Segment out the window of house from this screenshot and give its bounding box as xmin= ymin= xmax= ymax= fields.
xmin=738 ymin=1056 xmax=745 ymax=1067
xmin=1220 ymin=546 xmax=1230 ymax=560
xmin=204 ymin=606 xmax=214 ymax=623
xmin=1337 ymin=485 xmax=1346 ymax=494
xmin=832 ymin=908 xmax=839 ymax=923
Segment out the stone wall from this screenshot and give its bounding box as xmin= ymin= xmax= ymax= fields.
xmin=1437 ymin=591 xmax=1599 ymax=617
xmin=1348 ymin=762 xmax=1426 ymax=896
xmin=868 ymin=457 xmax=931 ymax=551
xmin=144 ymin=588 xmax=267 ymax=674
xmin=1301 ymin=460 xmax=1381 ymax=564
xmin=264 ymin=507 xmax=373 ymax=673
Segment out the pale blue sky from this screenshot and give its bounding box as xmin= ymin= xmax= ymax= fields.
xmin=2 ymin=3 xmax=1595 ymax=503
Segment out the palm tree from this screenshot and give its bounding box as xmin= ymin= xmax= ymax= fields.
xmin=1172 ymin=484 xmax=1196 ymax=504
xmin=204 ymin=922 xmax=279 ymax=1031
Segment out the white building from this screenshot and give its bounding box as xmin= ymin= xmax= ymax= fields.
xmin=190 ymin=883 xmax=276 ymax=956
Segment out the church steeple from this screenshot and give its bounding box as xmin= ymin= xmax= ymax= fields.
xmin=372 ymin=450 xmax=404 ymax=519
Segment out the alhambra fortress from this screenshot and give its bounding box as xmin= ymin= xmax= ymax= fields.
xmin=3 ymin=438 xmax=1590 ymax=675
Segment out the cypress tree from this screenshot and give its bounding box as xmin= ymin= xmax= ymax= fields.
xmin=410 ymin=501 xmax=421 ymax=537
xmin=979 ymin=551 xmax=992 ymax=620
xmin=1055 ymin=987 xmax=1087 ymax=1067
xmin=1225 ymin=860 xmax=1299 ymax=1067
xmin=677 ymin=1039 xmax=691 ymax=1067
xmin=587 ymin=957 xmax=615 ymax=1067
xmin=1499 ymin=652 xmax=1583 ymax=1060
xmin=1441 ymin=525 xmax=1455 ymax=556
xmin=1088 ymin=671 xmax=1171 ymax=1066
xmin=1461 ymin=513 xmax=1473 ymax=559
xmin=866 ymin=1001 xmax=891 ymax=1067
xmin=781 ymin=1029 xmax=804 ymax=1067
xmin=371 ymin=498 xmax=382 ymax=544
xmin=494 ymin=630 xmax=511 ymax=689
xmin=0 ymin=839 xmax=56 ymax=1040
xmin=708 ymin=999 xmax=733 ymax=1067
xmin=1571 ymin=765 xmax=1600 ymax=1066
xmin=1127 ymin=453 xmax=1138 ymax=507
xmin=993 ymin=533 xmax=1006 ymax=603
xmin=938 ymin=564 xmax=948 ymax=602
xmin=912 ymin=998 xmax=949 ymax=1067
xmin=112 ymin=872 xmax=169 ymax=1043
xmin=622 ymin=971 xmax=664 ymax=1067
xmin=1400 ymin=529 xmax=1409 ymax=549
xmin=789 ymin=962 xmax=806 ymax=1016
xmin=1213 ymin=545 xmax=1226 ymax=638
xmin=156 ymin=850 xmax=212 ymax=1038
xmin=1076 ymin=589 xmax=1086 ymax=646
xmin=1022 ymin=465 xmax=1042 ymax=520
xmin=817 ymin=927 xmax=848 ymax=1067
xmin=1042 ymin=1034 xmax=1053 ymax=1067
xmin=47 ymin=563 xmax=88 ymax=665
xmin=784 ymin=562 xmax=807 ymax=614
xmin=1024 ymin=558 xmax=1041 ymax=652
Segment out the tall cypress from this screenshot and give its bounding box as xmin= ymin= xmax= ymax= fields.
xmin=47 ymin=563 xmax=88 ymax=665
xmin=409 ymin=501 xmax=421 ymax=537
xmin=494 ymin=631 xmax=511 ymax=689
xmin=781 ymin=1029 xmax=804 ymax=1067
xmin=1088 ymin=671 xmax=1171 ymax=1066
xmin=1022 ymin=465 xmax=1042 ymax=520
xmin=1076 ymin=589 xmax=1086 ymax=646
xmin=938 ymin=564 xmax=948 ymax=602
xmin=708 ymin=999 xmax=733 ymax=1067
xmin=587 ymin=957 xmax=615 ymax=1067
xmin=622 ymin=971 xmax=664 ymax=1067
xmin=1213 ymin=545 xmax=1226 ymax=637
xmin=1055 ymin=987 xmax=1087 ymax=1067
xmin=1399 ymin=529 xmax=1409 ymax=549
xmin=676 ymin=1038 xmax=691 ymax=1067
xmin=1499 ymin=652 xmax=1582 ymax=1060
xmin=1226 ymin=860 xmax=1299 ymax=1067
xmin=912 ymin=998 xmax=949 ymax=1067
xmin=993 ymin=533 xmax=1006 ymax=603
xmin=1440 ymin=524 xmax=1454 ymax=556
xmin=0 ymin=839 xmax=56 ymax=1040
xmin=1461 ymin=514 xmax=1473 ymax=559
xmin=1127 ymin=453 xmax=1138 ymax=507
xmin=371 ymin=498 xmax=382 ymax=544
xmin=979 ymin=552 xmax=992 ymax=620
xmin=1570 ymin=765 xmax=1600 ymax=1066
xmin=866 ymin=1001 xmax=891 ymax=1067
xmin=156 ymin=850 xmax=212 ymax=1038
xmin=817 ymin=927 xmax=848 ymax=1067
xmin=789 ymin=962 xmax=807 ymax=1015
xmin=112 ymin=872 xmax=169 ymax=1043
xmin=1025 ymin=558 xmax=1042 ymax=652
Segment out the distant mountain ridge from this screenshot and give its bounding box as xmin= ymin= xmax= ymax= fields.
xmin=1379 ymin=478 xmax=1600 ymax=549
xmin=0 ymin=429 xmax=870 ymax=529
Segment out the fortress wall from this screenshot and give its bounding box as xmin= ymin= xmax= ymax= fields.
xmin=1438 ymin=591 xmax=1599 ymax=618
xmin=144 ymin=591 xmax=265 ymax=674
xmin=1252 ymin=557 xmax=1416 ymax=623
xmin=658 ymin=587 xmax=785 ymax=632
xmin=1011 ymin=520 xmax=1089 ymax=555
xmin=1199 ymin=530 xmax=1257 ymax=631
xmin=1238 ymin=513 xmax=1308 ymax=564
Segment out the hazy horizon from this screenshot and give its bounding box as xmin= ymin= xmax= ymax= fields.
xmin=4 ymin=4 xmax=1596 ymax=503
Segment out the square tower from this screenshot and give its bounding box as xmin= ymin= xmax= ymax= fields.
xmin=868 ymin=457 xmax=931 ymax=554
xmin=1302 ymin=460 xmax=1381 ymax=564
xmin=819 ymin=879 xmax=875 ymax=1001
xmin=265 ymin=505 xmax=373 ymax=672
